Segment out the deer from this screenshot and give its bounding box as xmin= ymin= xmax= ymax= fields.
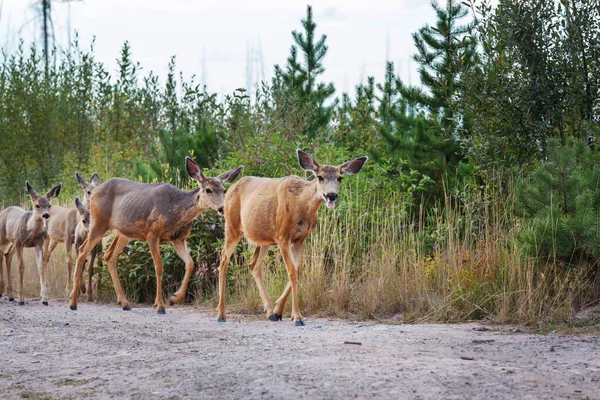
xmin=0 ymin=181 xmax=62 ymax=305
xmin=43 ymin=172 xmax=101 ymax=297
xmin=73 ymin=198 xmax=104 ymax=301
xmin=216 ymin=149 xmax=367 ymax=326
xmin=68 ymin=156 xmax=243 ymax=314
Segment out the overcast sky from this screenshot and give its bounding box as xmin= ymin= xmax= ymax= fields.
xmin=0 ymin=0 xmax=445 ymax=98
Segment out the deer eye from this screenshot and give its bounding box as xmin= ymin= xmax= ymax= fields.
xmin=317 ymin=176 xmax=324 ymax=182
xmin=35 ymin=205 xmax=40 ymax=209
xmin=87 ymin=191 xmax=92 ymax=195
xmin=205 ymin=188 xmax=212 ymax=194
xmin=337 ymin=177 xmax=343 ymax=182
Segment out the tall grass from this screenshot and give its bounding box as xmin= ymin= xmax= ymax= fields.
xmin=10 ymin=179 xmax=594 ymax=325
xmin=222 ymin=177 xmax=593 ymax=324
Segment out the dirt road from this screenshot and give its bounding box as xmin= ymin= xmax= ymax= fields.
xmin=1 ymin=298 xmax=599 ymax=399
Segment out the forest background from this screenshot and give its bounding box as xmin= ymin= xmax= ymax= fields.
xmin=1 ymin=0 xmax=600 ymax=326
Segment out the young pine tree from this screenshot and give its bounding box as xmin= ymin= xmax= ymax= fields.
xmin=273 ymin=5 xmax=336 ymax=139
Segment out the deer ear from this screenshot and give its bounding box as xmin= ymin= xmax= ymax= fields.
xmin=76 ymin=172 xmax=87 ymax=188
xmin=216 ymin=166 xmax=243 ymax=184
xmin=297 ymin=149 xmax=320 ymax=172
xmin=75 ymin=198 xmax=87 ymax=215
xmin=90 ymin=173 xmax=101 ymax=185
xmin=26 ymin=181 xmax=39 ymax=201
xmin=339 ymin=156 xmax=368 ymax=175
xmin=185 ymin=156 xmax=206 ymax=182
xmin=46 ymin=183 xmax=62 ymax=200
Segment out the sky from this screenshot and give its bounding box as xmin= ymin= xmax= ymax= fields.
xmin=0 ymin=0 xmax=443 ymax=99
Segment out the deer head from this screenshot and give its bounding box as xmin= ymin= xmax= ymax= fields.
xmin=26 ymin=181 xmax=62 ymax=220
xmin=75 ymin=198 xmax=91 ymax=229
xmin=185 ymin=156 xmax=243 ymax=214
xmin=76 ymin=172 xmax=101 ymax=207
xmin=297 ymin=150 xmax=368 ymax=209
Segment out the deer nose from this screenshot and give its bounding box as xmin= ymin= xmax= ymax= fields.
xmin=42 ymin=213 xmax=50 ymax=219
xmin=218 ymin=207 xmax=224 ymax=215
xmin=326 ymin=193 xmax=338 ymax=202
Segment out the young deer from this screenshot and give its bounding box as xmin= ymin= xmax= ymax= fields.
xmin=43 ymin=172 xmax=101 ymax=296
xmin=68 ymin=157 xmax=242 ymax=313
xmin=73 ymin=198 xmax=104 ymax=301
xmin=0 ymin=182 xmax=62 ymax=305
xmin=217 ymin=150 xmax=367 ymax=325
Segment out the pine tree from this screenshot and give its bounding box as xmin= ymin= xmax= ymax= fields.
xmin=399 ymin=0 xmax=477 ymax=132
xmin=274 ymin=5 xmax=336 ymax=139
xmin=375 ymin=0 xmax=477 ymax=199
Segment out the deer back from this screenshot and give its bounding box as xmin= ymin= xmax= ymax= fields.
xmin=47 ymin=205 xmax=78 ymax=243
xmin=91 ymin=178 xmax=200 ymax=241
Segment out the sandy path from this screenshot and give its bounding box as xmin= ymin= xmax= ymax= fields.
xmin=1 ymin=298 xmax=599 ymax=399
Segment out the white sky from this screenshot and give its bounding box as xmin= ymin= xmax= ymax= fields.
xmin=0 ymin=0 xmax=445 ymax=99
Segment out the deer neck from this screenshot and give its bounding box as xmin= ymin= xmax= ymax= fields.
xmin=26 ymin=213 xmax=47 ymax=240
xmin=184 ymin=188 xmax=207 ymax=221
xmin=307 ymin=180 xmax=325 ymax=215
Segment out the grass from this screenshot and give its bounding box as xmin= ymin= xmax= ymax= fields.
xmin=7 ymin=181 xmax=598 ymax=326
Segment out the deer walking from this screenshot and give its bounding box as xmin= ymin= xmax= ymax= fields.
xmin=0 ymin=182 xmax=62 ymax=305
xmin=69 ymin=157 xmax=242 ymax=313
xmin=43 ymin=173 xmax=101 ymax=297
xmin=217 ymin=150 xmax=367 ymax=325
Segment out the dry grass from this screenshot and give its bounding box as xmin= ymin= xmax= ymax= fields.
xmin=6 ymin=183 xmax=594 ymax=325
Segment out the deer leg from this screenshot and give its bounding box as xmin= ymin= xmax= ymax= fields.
xmin=87 ymin=248 xmax=97 ymax=301
xmin=274 ymin=241 xmax=306 ymax=317
xmin=103 ymin=235 xmax=131 ymax=310
xmin=16 ymin=246 xmax=25 ymax=305
xmin=5 ymin=248 xmax=15 ymax=301
xmin=147 ymin=238 xmax=166 ymax=314
xmin=217 ymin=230 xmax=243 ymax=323
xmin=36 ymin=243 xmax=49 ymax=305
xmin=248 ymin=246 xmax=276 ymax=320
xmin=94 ymin=244 xmax=103 ymax=293
xmin=66 ymin=238 xmax=84 ymax=295
xmin=277 ymin=241 xmax=305 ymax=326
xmin=169 ymin=239 xmax=194 ymax=306
xmin=0 ymin=246 xmax=4 ymax=297
xmin=69 ymin=230 xmax=105 ymax=310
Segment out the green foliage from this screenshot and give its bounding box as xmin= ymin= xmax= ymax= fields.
xmin=517 ymin=138 xmax=600 ymax=265
xmin=459 ymin=0 xmax=600 ymax=169
xmin=273 ymin=5 xmax=336 ymax=139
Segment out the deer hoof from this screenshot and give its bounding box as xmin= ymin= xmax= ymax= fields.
xmin=157 ymin=309 xmax=166 ymax=315
xmin=294 ymin=320 xmax=305 ymax=326
xmin=268 ymin=314 xmax=282 ymax=322
xmin=8 ymin=298 xmax=14 ymax=302
xmin=18 ymin=301 xmax=24 ymax=306
xmin=42 ymin=301 xmax=48 ymax=306
xmin=70 ymin=305 xmax=77 ymax=310
xmin=122 ymin=306 xmax=131 ymax=311
xmin=217 ymin=318 xmax=227 ymax=323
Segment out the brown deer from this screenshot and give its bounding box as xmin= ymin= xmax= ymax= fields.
xmin=69 ymin=157 xmax=242 ymax=313
xmin=43 ymin=172 xmax=101 ymax=296
xmin=0 ymin=181 xmax=62 ymax=305
xmin=216 ymin=150 xmax=367 ymax=325
xmin=73 ymin=198 xmax=104 ymax=301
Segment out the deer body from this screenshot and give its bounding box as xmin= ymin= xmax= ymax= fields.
xmin=73 ymin=198 xmax=104 ymax=301
xmin=0 ymin=182 xmax=62 ymax=305
xmin=43 ymin=173 xmax=101 ymax=297
xmin=69 ymin=157 xmax=242 ymax=313
xmin=217 ymin=150 xmax=367 ymax=325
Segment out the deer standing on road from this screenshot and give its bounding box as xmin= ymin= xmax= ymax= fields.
xmin=0 ymin=182 xmax=62 ymax=305
xmin=216 ymin=150 xmax=367 ymax=325
xmin=43 ymin=172 xmax=101 ymax=296
xmin=69 ymin=157 xmax=242 ymax=313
